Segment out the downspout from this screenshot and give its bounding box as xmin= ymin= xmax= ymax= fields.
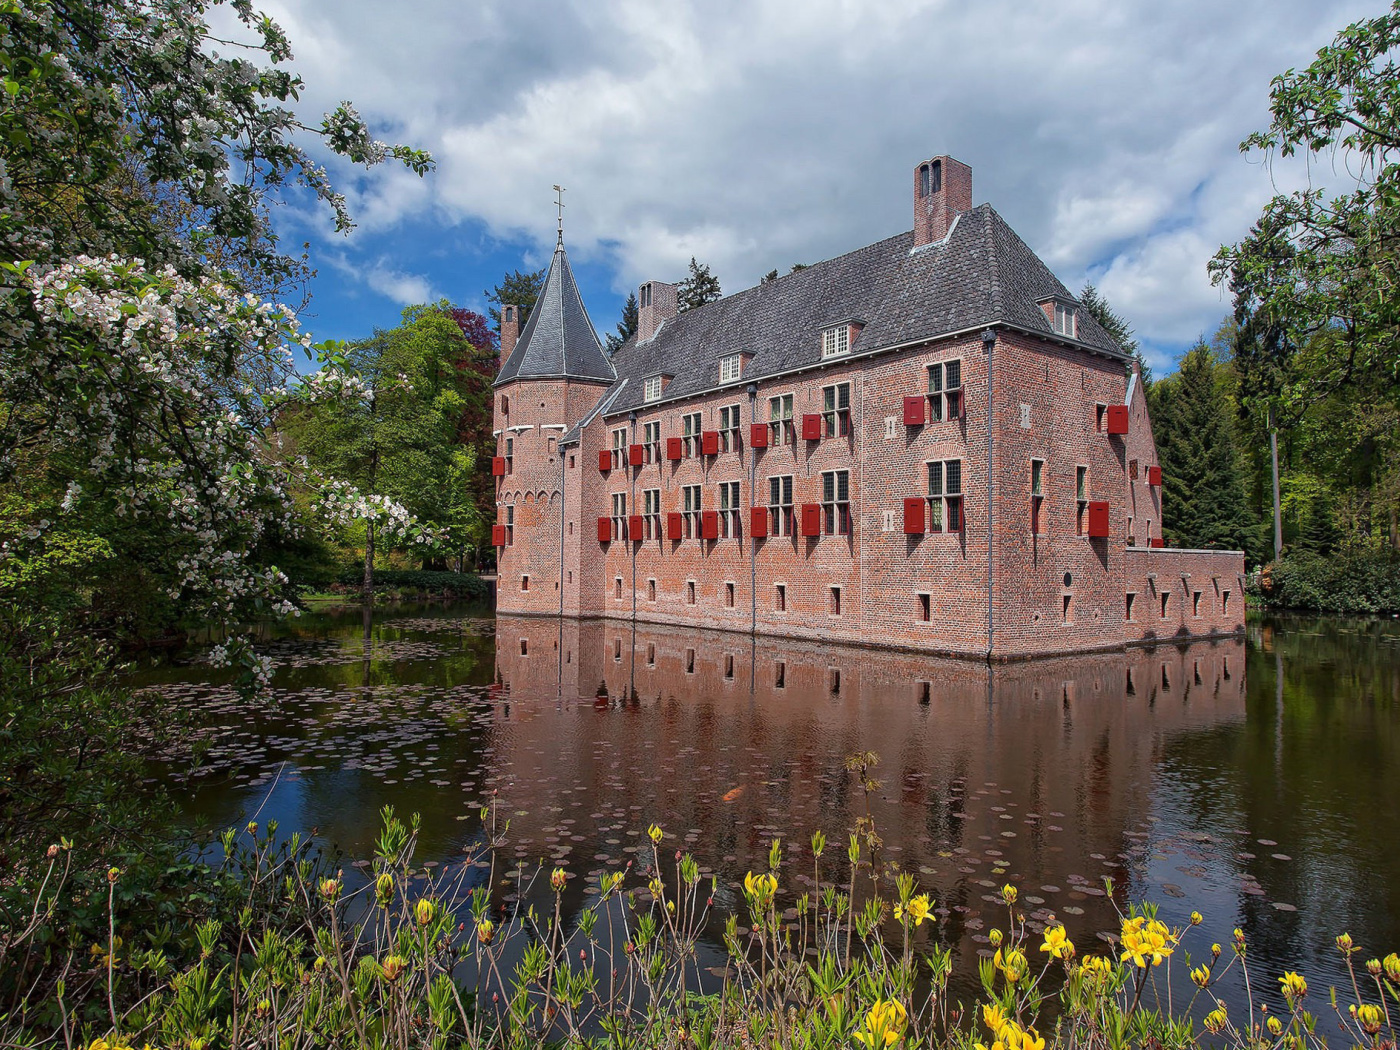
xmin=982 ymin=327 xmax=997 ymax=660
xmin=558 ymin=439 xmax=567 ymax=618
xmin=630 ymin=411 xmax=638 ymax=623
xmin=747 ymin=383 xmax=758 ymax=635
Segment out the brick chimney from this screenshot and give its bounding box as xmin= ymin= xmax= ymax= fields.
xmin=913 ymin=156 xmax=973 ymax=247
xmin=500 ymin=304 xmax=521 ymax=359
xmin=637 ymin=280 xmax=678 ymax=342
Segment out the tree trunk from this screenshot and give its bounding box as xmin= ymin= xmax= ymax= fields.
xmin=362 ymin=520 xmax=375 ymax=604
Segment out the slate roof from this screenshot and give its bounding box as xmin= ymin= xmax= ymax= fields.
xmin=598 ymin=204 xmax=1124 ymax=418
xmin=495 ymin=242 xmax=616 ymax=387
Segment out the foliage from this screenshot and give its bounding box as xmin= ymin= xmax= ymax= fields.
xmin=1209 ymin=1 xmax=1400 ymax=420
xmin=1256 ymin=548 xmax=1400 ymax=613
xmin=485 ymin=268 xmax=545 ymax=332
xmin=1079 ymin=283 xmax=1149 ymax=385
xmin=330 ymin=567 xmax=490 ymax=600
xmin=605 ymin=291 xmax=639 ymax=354
xmin=677 ymin=256 xmax=722 ymax=312
xmin=1148 ymin=342 xmax=1262 ymax=557
xmin=5 ymin=762 xmax=1397 ymax=1050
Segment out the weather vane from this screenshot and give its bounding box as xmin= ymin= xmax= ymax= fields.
xmin=553 ymin=184 xmax=566 ymax=247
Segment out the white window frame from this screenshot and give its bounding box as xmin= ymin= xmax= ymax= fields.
xmin=643 ymin=374 xmax=663 ymax=402
xmin=821 ymin=324 xmax=850 ymax=358
xmin=719 ymin=404 xmax=741 ymax=452
xmin=682 ymin=484 xmax=702 ymax=538
xmin=718 ymin=479 xmax=741 ymax=537
xmin=719 ymin=353 xmax=743 ymax=383
xmin=822 ymin=382 xmax=851 ymax=438
xmin=927 ymin=458 xmax=963 ymax=533
xmin=821 ymin=469 xmax=851 ymax=535
xmin=768 ymin=474 xmax=794 ymax=536
xmin=769 ymin=393 xmax=794 ymax=444
xmin=1053 ymin=302 xmax=1077 ymax=338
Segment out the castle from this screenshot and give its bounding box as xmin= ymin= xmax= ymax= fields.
xmin=490 ymin=156 xmax=1245 ymax=659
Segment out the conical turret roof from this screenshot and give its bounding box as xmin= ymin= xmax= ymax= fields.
xmin=495 ymin=241 xmax=615 ymax=387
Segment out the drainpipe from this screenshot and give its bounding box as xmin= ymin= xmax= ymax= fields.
xmin=558 ymin=436 xmax=567 ymax=618
xmin=982 ymin=326 xmax=997 ymax=660
xmin=630 ymin=410 xmax=638 ymax=623
xmin=747 ymin=383 xmax=758 ymax=635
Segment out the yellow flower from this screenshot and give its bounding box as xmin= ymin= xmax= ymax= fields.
xmin=1190 ymin=910 xmax=1203 ymax=926
xmin=1119 ymin=916 xmax=1175 ymax=968
xmin=1040 ymin=925 xmax=1074 ymax=960
xmin=1278 ymin=971 xmax=1307 ymax=1002
xmin=1204 ymin=1007 xmax=1228 ymax=1034
xmin=1079 ymin=955 xmax=1113 ymax=983
xmin=994 ymin=947 xmax=1029 ymax=984
xmin=983 ymin=1003 xmax=1012 ymax=1037
xmin=318 ymin=877 xmax=340 ymax=901
xmin=895 ymin=893 xmax=933 ymax=927
xmin=1000 ymin=883 xmax=1018 ymax=905
xmin=1191 ymin=965 xmax=1210 ymax=988
xmin=374 ymin=872 xmax=394 ymax=906
xmin=550 ymin=867 xmax=567 ymax=892
xmin=1336 ymin=932 xmax=1354 ymax=953
xmin=853 ymin=1000 xmax=907 ymax=1047
xmin=1267 ymin=1016 xmax=1283 ymax=1036
xmin=989 ymin=928 xmax=1003 ymax=947
xmin=414 ymin=898 xmax=436 ymax=926
xmin=743 ymin=870 xmax=777 ymax=908
xmin=476 ymin=919 xmax=495 ymax=944
xmin=648 ymin=877 xmax=664 ymax=898
xmin=1353 ymin=1004 xmax=1383 ymax=1036
xmin=647 ymin=823 xmax=664 ymax=845
xmin=380 ymin=955 xmax=408 ymax=982
xmin=1385 ymin=953 xmax=1400 ymax=982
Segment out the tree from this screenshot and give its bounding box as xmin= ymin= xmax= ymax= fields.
xmin=1149 ymin=342 xmax=1259 ymax=555
xmin=677 ymin=257 xmax=722 ymax=312
xmin=1210 ymin=2 xmax=1400 ymax=419
xmin=605 ymin=292 xmax=639 ymax=354
xmin=485 ymin=268 xmax=546 ymax=332
xmin=1079 ymin=283 xmax=1150 ymax=385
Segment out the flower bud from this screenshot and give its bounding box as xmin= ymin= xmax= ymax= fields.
xmin=647 ymin=823 xmax=663 ymax=845
xmin=551 ymin=867 xmax=567 ymax=892
xmin=375 ymin=873 xmax=394 ymax=906
xmin=1000 ymin=884 xmax=1018 ymax=905
xmin=476 ymin=919 xmax=495 ymax=944
xmin=380 ymin=955 xmax=408 ymax=982
xmin=1336 ymin=932 xmax=1354 ymax=954
xmin=1190 ymin=911 xmax=1203 ymax=926
xmin=1366 ymin=958 xmax=1382 ymax=977
xmin=1384 ymin=953 xmax=1400 ymax=982
xmin=1268 ymin=1017 xmax=1283 ymax=1035
xmin=415 ymin=898 xmax=436 ymax=926
xmin=318 ymin=878 xmax=340 ymax=901
xmin=989 ymin=929 xmax=1004 ymax=948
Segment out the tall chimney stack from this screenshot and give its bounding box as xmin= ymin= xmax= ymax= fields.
xmin=913 ymin=156 xmax=973 ymax=247
xmin=637 ymin=280 xmax=678 ymax=342
xmin=500 ymin=304 xmax=520 ymax=360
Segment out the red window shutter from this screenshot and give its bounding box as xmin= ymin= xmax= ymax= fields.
xmin=800 ymin=503 xmax=822 ymax=536
xmin=628 ymin=514 xmax=644 ymax=539
xmin=903 ymin=497 xmax=925 ymax=534
xmin=1106 ymin=404 xmax=1129 ymax=434
xmin=667 ymin=512 xmax=684 ymax=539
xmin=491 ymin=524 xmax=507 ymax=546
xmin=1087 ymin=501 xmax=1110 ymax=537
xmin=628 ymin=443 xmax=644 ymax=466
xmin=666 ymin=437 xmax=683 ymax=461
xmin=750 ymin=506 xmax=768 ymax=538
xmin=903 ymin=396 xmax=925 ymax=426
xmin=749 ymin=423 xmax=768 ymax=449
xmin=802 ymin=413 xmax=822 ymax=441
xmin=599 ymin=449 xmax=612 ymax=472
xmin=701 ymin=510 xmax=719 ymax=539
xmin=491 ymin=456 xmax=506 ymax=476
xmin=597 ymin=516 xmax=612 ymax=543
xmin=702 ymin=430 xmax=720 ymax=456
xmin=1148 ymin=465 xmax=1162 ymax=486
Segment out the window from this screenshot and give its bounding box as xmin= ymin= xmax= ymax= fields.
xmin=1076 ymin=465 xmax=1088 ymax=535
xmin=719 ymin=353 xmax=743 ymax=383
xmin=769 ymin=394 xmax=794 ymax=444
xmin=682 ymin=412 xmax=702 ymax=458
xmin=1030 ymin=459 xmax=1045 ymax=534
xmin=1222 ymin=590 xmax=1232 ymax=615
xmin=724 ymin=653 xmax=734 ymax=679
xmin=1193 ymin=591 xmax=1202 ymax=617
xmin=504 ymin=436 xmax=514 ymax=474
xmin=686 ymin=581 xmax=696 ymax=605
xmin=725 ymin=582 xmax=735 ymax=608
xmin=769 ymin=475 xmax=794 ymax=536
xmin=547 ymin=436 xmax=556 ymax=456
xmin=821 ymin=324 xmax=849 ymax=358
xmin=685 ymin=647 xmax=695 ymax=673
xmin=719 ymin=404 xmax=741 ymax=452
xmin=1126 ymin=592 xmax=1136 ymax=621
xmin=822 ymin=470 xmax=851 ymax=534
xmin=719 ymin=480 xmax=741 ymax=537
xmin=1160 ymin=591 xmax=1170 ymax=618
xmin=1094 ymin=404 xmax=1106 ymax=432
xmin=1127 ymin=516 xmax=1135 ymax=546
xmin=822 ymin=382 xmax=851 ymax=438
xmin=1053 ymin=302 xmax=1077 ymax=337
xmin=505 ymin=505 xmax=514 ymax=545
xmin=611 ymin=492 xmax=627 ymax=540
xmin=520 ymin=638 xmax=528 ymax=655
xmin=775 ymin=583 xmax=786 ymax=611
xmin=927 ymin=360 xmax=963 ymax=421
xmin=641 ymin=283 xmax=652 ymax=308
xmin=521 ymin=574 xmax=529 ymax=592
xmin=500 ymin=395 xmax=509 ymax=415
xmin=643 ymin=374 xmax=663 ymax=402
xmin=682 ymin=484 xmax=702 ymax=538
xmin=829 ymin=587 xmax=842 ymax=616
xmin=917 ymin=593 xmax=931 ymax=622
xmin=647 ymin=642 xmax=656 ymax=665
xmin=611 ymin=427 xmax=627 ymax=469
xmin=643 ymin=421 xmax=661 ymax=462
xmin=927 ymin=459 xmax=963 ymax=532
xmin=615 ymin=577 xmax=623 ymax=600
xmin=643 ymin=488 xmax=661 ymax=538
xmin=647 ymin=578 xmax=656 ymax=602
xmin=829 ymin=667 xmax=842 ymax=695
xmin=884 ymin=416 xmax=897 ymax=440
xmin=775 ymin=660 xmax=786 ymax=688
xmin=1062 ymin=594 xmax=1072 ymax=623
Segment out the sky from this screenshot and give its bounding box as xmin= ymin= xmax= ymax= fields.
xmin=245 ymin=0 xmax=1376 ymax=376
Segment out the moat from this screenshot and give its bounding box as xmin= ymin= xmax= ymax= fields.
xmin=138 ymin=605 xmax=1400 ymax=1012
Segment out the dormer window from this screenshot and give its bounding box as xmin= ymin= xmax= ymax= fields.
xmin=1053 ymin=302 xmax=1077 ymax=337
xmin=821 ymin=325 xmax=849 ymax=359
xmin=719 ymin=353 xmax=743 ymax=383
xmin=643 ymin=374 xmax=663 ymax=402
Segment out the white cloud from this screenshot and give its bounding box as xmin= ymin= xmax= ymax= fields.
xmin=258 ymin=0 xmax=1378 ymax=355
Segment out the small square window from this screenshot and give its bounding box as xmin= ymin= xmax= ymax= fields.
xmin=644 ymin=374 xmax=663 ymax=402
xmin=719 ymin=353 xmax=743 ymax=383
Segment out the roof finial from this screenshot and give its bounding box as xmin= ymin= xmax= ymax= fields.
xmin=552 ymin=184 xmax=566 ymax=248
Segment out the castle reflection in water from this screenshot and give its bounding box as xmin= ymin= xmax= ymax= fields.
xmin=489 ymin=615 xmax=1246 ymax=951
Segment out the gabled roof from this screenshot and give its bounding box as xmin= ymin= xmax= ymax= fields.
xmin=601 ymin=204 xmax=1124 ymax=417
xmin=495 ymin=242 xmax=616 ymax=387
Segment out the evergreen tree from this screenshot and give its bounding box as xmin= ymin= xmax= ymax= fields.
xmin=1080 ymin=282 xmax=1150 ymax=385
xmin=677 ymin=257 xmax=722 ymax=312
xmin=762 ymin=269 xmax=779 ymax=284
xmin=605 ymin=292 xmax=639 ymax=354
xmin=485 ymin=268 xmax=546 ymax=331
xmin=1149 ymin=342 xmax=1256 ymax=552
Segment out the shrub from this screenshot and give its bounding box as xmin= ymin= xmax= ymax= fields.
xmin=1255 ymin=550 xmax=1400 ymax=613
xmin=331 ymin=568 xmax=490 ymax=601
